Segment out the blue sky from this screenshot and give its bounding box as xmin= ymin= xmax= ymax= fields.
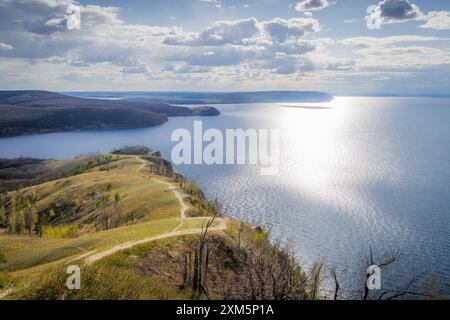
xmin=0 ymin=0 xmax=449 ymax=94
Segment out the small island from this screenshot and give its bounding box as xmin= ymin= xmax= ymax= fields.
xmin=191 ymin=106 xmax=221 ymax=116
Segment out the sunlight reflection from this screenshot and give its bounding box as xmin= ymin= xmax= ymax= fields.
xmin=276 ymin=97 xmax=355 ymax=201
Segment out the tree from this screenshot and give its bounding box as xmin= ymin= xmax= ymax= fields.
xmin=89 ymin=190 xmax=96 ymax=209
xmin=328 ymin=247 xmax=430 ymax=300
xmin=114 ymin=192 xmax=121 ymax=228
xmin=330 ymin=267 xmax=340 ymax=300
xmin=24 ymin=203 xmax=35 ymax=235
xmin=0 ymin=193 xmax=5 ymax=227
xmin=0 ymin=203 xmax=5 ymax=227
xmin=49 ymin=208 xmax=56 ymax=219
xmin=209 ymin=227 xmax=320 ymax=300
xmin=34 ymin=212 xmax=45 ymax=238
xmin=15 ymin=209 xmax=25 ymax=234
xmin=31 ymin=190 xmax=39 ymax=204
xmin=191 ymin=215 xmax=217 ymax=298
xmin=7 ymin=194 xmax=16 ymax=233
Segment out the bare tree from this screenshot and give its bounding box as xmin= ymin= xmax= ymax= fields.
xmin=330 ymin=267 xmax=340 ymax=300
xmin=327 ymin=247 xmax=431 ymax=300
xmin=218 ymin=229 xmax=321 ymax=300
xmin=192 ymin=214 xmax=218 ymax=298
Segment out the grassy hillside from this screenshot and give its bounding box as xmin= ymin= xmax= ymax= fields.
xmin=0 ymin=147 xmax=318 ymax=300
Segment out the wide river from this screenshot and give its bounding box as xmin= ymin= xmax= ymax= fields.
xmin=1 ymin=96 xmax=449 ymax=296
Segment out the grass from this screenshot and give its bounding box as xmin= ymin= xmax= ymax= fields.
xmin=13 ymin=156 xmax=180 ymax=230
xmin=0 ymin=155 xmax=186 ymax=281
xmin=0 ymin=152 xmax=236 ymax=300
xmin=1 ymin=217 xmax=180 ymax=273
xmin=12 ymin=262 xmax=190 ymax=300
xmin=176 ymin=218 xmax=221 ymax=232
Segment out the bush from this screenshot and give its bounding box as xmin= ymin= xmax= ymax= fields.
xmin=0 ymin=272 xmax=12 ymax=289
xmin=46 ymin=224 xmax=79 ymax=238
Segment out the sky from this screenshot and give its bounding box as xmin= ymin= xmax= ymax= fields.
xmin=0 ymin=0 xmax=449 ymax=95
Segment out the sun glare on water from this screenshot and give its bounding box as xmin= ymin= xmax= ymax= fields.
xmin=276 ymin=97 xmax=361 ymax=203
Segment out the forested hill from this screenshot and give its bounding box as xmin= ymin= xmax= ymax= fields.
xmin=0 ymin=91 xmax=220 ymax=137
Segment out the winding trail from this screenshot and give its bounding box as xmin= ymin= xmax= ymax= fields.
xmin=85 ymin=221 xmax=226 ymax=265
xmin=82 ymin=156 xmax=228 ymax=265
xmin=153 ymin=177 xmax=187 ymax=231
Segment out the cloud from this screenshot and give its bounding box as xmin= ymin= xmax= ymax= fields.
xmin=257 ymin=56 xmax=299 ymax=74
xmin=162 ymin=17 xmax=323 ymax=72
xmin=163 ymin=18 xmax=259 ymax=46
xmin=0 ymin=1 xmax=324 ymax=78
xmin=0 ymin=0 xmax=448 ymax=93
xmin=340 ymin=35 xmax=443 ymax=48
xmin=0 ymin=42 xmax=13 ymax=50
xmin=370 ymin=0 xmax=423 ymax=23
xmin=0 ymin=0 xmax=174 ymax=65
xmin=419 ymin=11 xmax=450 ymax=30
xmin=198 ymin=0 xmax=222 ymax=9
xmin=295 ymin=0 xmax=329 ymax=12
xmin=262 ymin=18 xmax=320 ymax=43
xmin=164 ymin=17 xmax=321 ymax=47
xmin=175 ymin=47 xmax=260 ymax=67
xmin=368 ymin=1 xmax=450 ymax=30
xmin=340 ymin=35 xmax=450 ymax=70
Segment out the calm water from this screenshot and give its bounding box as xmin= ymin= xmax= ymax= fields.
xmin=1 ymin=96 xmax=449 ymax=296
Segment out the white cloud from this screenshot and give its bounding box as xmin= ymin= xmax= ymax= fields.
xmin=367 ymin=1 xmax=450 ymax=31
xmin=164 ymin=17 xmax=321 ymax=47
xmin=340 ymin=35 xmax=443 ymax=48
xmin=198 ymin=0 xmax=222 ymax=9
xmin=340 ymin=35 xmax=450 ymax=70
xmin=295 ymin=0 xmax=329 ymax=12
xmin=164 ymin=18 xmax=260 ymax=46
xmin=262 ymin=18 xmax=320 ymax=43
xmin=0 ymin=42 xmax=13 ymax=50
xmin=419 ymin=11 xmax=450 ymax=30
xmin=162 ymin=17 xmax=323 ymax=73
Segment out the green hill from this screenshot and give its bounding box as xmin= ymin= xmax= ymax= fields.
xmin=0 ymin=147 xmax=319 ymax=300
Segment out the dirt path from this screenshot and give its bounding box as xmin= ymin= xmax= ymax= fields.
xmin=136 ymin=156 xmax=187 ymax=227
xmin=153 ymin=177 xmax=188 ymax=231
xmin=81 ymin=156 xmax=228 ymax=265
xmin=85 ymin=218 xmax=227 ymax=265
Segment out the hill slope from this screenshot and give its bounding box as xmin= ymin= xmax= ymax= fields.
xmin=0 ymin=148 xmax=317 ymax=300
